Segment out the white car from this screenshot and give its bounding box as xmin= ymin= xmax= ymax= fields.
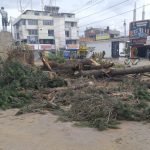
xmin=119 ymin=52 xmax=127 ymax=57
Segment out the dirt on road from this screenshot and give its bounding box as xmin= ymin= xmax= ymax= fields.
xmin=0 ymin=109 xmax=149 ymax=150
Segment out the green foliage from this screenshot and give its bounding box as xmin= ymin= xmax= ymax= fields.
xmin=47 ymin=77 xmax=67 ymax=88
xmin=47 ymin=52 xmax=65 ymax=63
xmin=0 ymin=60 xmax=66 ymax=109
xmin=0 ymin=60 xmax=66 ymax=89
xmin=55 ymin=87 xmax=118 ymax=130
xmin=54 ymin=80 xmax=150 ymax=131
xmin=123 ymin=47 xmax=130 ymax=56
xmin=133 ymin=85 xmax=150 ymax=101
xmin=0 ymin=86 xmax=32 ymax=109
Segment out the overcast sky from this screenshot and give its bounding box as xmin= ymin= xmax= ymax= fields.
xmin=0 ymin=0 xmax=150 ymax=35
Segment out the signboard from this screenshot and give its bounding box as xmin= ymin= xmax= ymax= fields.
xmin=27 ymin=44 xmax=55 ymax=50
xmin=146 ymin=36 xmax=150 ymax=45
xmin=129 ymin=20 xmax=150 ymax=45
xmin=66 ymin=44 xmax=79 ymax=50
xmin=96 ymin=34 xmax=110 ymax=40
xmin=129 ymin=20 xmax=150 ymax=39
xmin=130 ymin=38 xmax=147 ymax=46
xmin=41 ymin=44 xmax=53 ymax=50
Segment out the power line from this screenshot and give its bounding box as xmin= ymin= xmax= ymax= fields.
xmin=50 ymin=0 xmax=131 ymax=29
xmin=71 ymin=0 xmax=101 ymax=13
xmin=79 ymin=3 xmax=150 ymax=28
xmin=22 ymin=0 xmax=31 ymax=11
xmin=78 ymin=0 xmax=130 ymax=20
xmin=75 ymin=0 xmax=106 ymax=14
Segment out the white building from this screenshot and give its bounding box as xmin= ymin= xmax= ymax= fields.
xmin=85 ymin=37 xmax=129 ymax=58
xmin=13 ymin=6 xmax=79 ymax=51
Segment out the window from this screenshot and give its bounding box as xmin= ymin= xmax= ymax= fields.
xmin=65 ymin=22 xmax=77 ymax=28
xmin=43 ymin=12 xmax=48 ymax=16
xmin=68 ymin=15 xmax=72 ymax=18
xmin=28 ymin=19 xmax=38 ymax=25
xmin=34 ymin=11 xmax=40 ymax=16
xmin=19 ymin=19 xmax=26 ymax=25
xmin=65 ymin=22 xmax=70 ymax=28
xmin=28 ymin=29 xmax=38 ymax=35
xmin=27 ymin=36 xmax=38 ymax=44
xmin=39 ymin=39 xmax=55 ymax=44
xmin=43 ymin=20 xmax=54 ymax=25
xmin=66 ymin=40 xmax=77 ymax=44
xmin=71 ymin=22 xmax=76 ymax=27
xmin=16 ymin=33 xmax=20 ymax=40
xmin=48 ymin=30 xmax=54 ymax=36
xmin=65 ymin=31 xmax=69 ymax=37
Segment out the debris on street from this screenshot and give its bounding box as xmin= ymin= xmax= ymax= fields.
xmin=0 ymin=49 xmax=150 ymax=131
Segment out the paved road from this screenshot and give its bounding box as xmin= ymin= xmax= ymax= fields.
xmin=0 ymin=109 xmax=150 ymax=150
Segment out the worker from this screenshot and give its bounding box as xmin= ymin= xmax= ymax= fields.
xmin=92 ymin=52 xmax=96 ymax=60
xmin=102 ymin=51 xmax=106 ymax=59
xmin=0 ymin=7 xmax=8 ymax=31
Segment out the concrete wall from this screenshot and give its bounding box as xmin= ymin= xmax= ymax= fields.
xmin=54 ymin=17 xmax=66 ymax=49
xmin=86 ymin=41 xmax=112 ymax=58
xmin=0 ymin=32 xmax=13 ymax=60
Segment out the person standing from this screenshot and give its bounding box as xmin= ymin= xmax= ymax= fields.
xmin=0 ymin=7 xmax=8 ymax=31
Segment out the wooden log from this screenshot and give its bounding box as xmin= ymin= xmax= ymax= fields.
xmin=80 ymin=70 xmax=109 ymax=78
xmin=42 ymin=81 xmax=95 ymax=95
xmin=39 ymin=52 xmax=52 ymax=71
xmin=110 ymin=65 xmax=150 ymax=76
xmin=80 ymin=65 xmax=150 ymax=78
xmin=39 ymin=52 xmax=114 ymax=73
xmin=44 ymin=59 xmax=114 ymax=73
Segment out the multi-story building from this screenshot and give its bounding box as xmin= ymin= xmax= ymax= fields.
xmin=84 ymin=27 xmax=120 ymax=41
xmin=13 ymin=6 xmax=79 ymax=52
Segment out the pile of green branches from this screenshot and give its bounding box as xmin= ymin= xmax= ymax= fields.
xmin=54 ymin=80 xmax=150 ymax=130
xmin=0 ymin=60 xmax=66 ymax=109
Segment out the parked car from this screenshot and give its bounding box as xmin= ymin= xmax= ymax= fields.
xmin=119 ymin=52 xmax=128 ymax=57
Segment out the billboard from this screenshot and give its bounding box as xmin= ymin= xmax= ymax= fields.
xmin=129 ymin=20 xmax=150 ymax=45
xmin=96 ymin=33 xmax=110 ymax=40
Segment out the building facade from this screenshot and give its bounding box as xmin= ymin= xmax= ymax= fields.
xmin=84 ymin=27 xmax=120 ymax=41
xmin=84 ymin=37 xmax=129 ymax=58
xmin=13 ymin=6 xmax=79 ymax=51
xmin=129 ymin=20 xmax=150 ymax=58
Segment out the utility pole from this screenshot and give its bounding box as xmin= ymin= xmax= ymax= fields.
xmin=31 ymin=0 xmax=33 ymax=10
xmin=10 ymin=17 xmax=13 ymax=36
xmin=123 ymin=20 xmax=127 ymax=37
xmin=49 ymin=0 xmax=52 ymax=6
xmin=41 ymin=0 xmax=44 ymax=11
xmin=19 ymin=0 xmax=23 ymax=13
xmin=133 ymin=2 xmax=136 ymax=21
xmin=142 ymin=5 xmax=145 ymax=20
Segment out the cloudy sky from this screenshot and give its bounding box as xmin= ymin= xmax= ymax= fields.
xmin=0 ymin=0 xmax=150 ymax=35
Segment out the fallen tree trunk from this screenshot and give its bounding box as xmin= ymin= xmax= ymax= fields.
xmin=110 ymin=65 xmax=150 ymax=76
xmin=43 ymin=81 xmax=95 ymax=94
xmin=80 ymin=65 xmax=150 ymax=78
xmin=47 ymin=60 xmax=114 ymax=73
xmin=40 ymin=53 xmax=114 ymax=73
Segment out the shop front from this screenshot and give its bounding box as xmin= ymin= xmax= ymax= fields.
xmin=129 ymin=20 xmax=150 ymax=58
